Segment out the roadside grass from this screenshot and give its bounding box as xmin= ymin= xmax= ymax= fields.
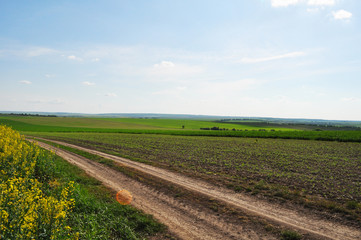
xmin=35 ymin=139 xmax=305 ymax=239
xmin=0 ymin=126 xmax=77 ymax=239
xmin=43 ymin=138 xmax=361 ymax=240
xmin=47 ymin=144 xmax=167 ymax=239
xmin=29 ymin=133 xmax=361 ymax=225
xmin=1 ymin=125 xmax=167 ymax=239
xmin=281 ymin=230 xmax=302 ymax=240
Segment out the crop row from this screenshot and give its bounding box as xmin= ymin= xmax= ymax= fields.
xmin=2 ymin=117 xmax=361 ymax=142
xmin=31 ymin=132 xmax=361 ymax=205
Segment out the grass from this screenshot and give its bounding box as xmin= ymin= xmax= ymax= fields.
xmin=1 ymin=125 xmax=166 ymax=239
xmin=101 ymin=117 xmax=292 ymax=130
xmin=280 ymin=230 xmax=302 ymax=240
xmin=0 ymin=126 xmax=76 ymax=239
xmin=3 ymin=115 xmax=361 ymax=142
xmin=50 ymin=145 xmax=167 ymax=239
xmin=36 ymin=138 xmax=303 ymax=239
xmin=0 ymin=115 xmax=295 ymax=131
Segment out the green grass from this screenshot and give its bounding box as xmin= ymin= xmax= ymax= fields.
xmin=0 ymin=115 xmax=294 ymax=131
xmin=101 ymin=117 xmax=292 ymax=130
xmin=280 ymin=230 xmax=302 ymax=240
xmin=24 ymin=128 xmax=361 ymax=143
xmin=3 ymin=115 xmax=361 ymax=142
xmin=50 ymin=146 xmax=166 ymax=239
xmin=1 ymin=124 xmax=166 ymax=239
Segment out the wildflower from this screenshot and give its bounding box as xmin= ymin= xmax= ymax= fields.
xmin=0 ymin=125 xmax=77 ymax=239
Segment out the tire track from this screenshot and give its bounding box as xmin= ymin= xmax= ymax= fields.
xmin=32 ymin=138 xmax=361 ymax=240
xmin=31 ymin=139 xmax=275 ymax=240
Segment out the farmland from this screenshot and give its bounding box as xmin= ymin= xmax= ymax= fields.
xmin=29 ymin=132 xmax=361 ymax=207
xmin=2 ymin=114 xmax=361 ymax=142
xmin=2 ymin=114 xmax=361 ymax=235
xmin=2 ymin=115 xmax=361 ymax=205
xmin=0 ymin=114 xmax=294 ymax=131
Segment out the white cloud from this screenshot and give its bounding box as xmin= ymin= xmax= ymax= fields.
xmin=82 ymin=81 xmax=96 ymax=86
xmin=271 ymin=0 xmax=336 ymax=8
xmin=45 ymin=74 xmax=56 ymax=78
xmin=154 ymin=61 xmax=175 ymax=68
xmin=271 ymin=0 xmax=302 ymax=7
xmin=67 ymin=55 xmax=83 ymax=61
xmin=105 ymin=93 xmax=117 ymax=97
xmin=0 ymin=47 xmax=57 ymax=58
xmin=152 ymin=86 xmax=187 ymax=95
xmin=26 ymin=47 xmax=57 ymax=57
xmin=307 ymin=0 xmax=335 ymax=6
xmin=341 ymin=97 xmax=361 ymax=103
xmin=148 ymin=60 xmax=203 ymax=80
xmin=301 ymin=85 xmax=326 ymax=97
xmin=199 ymin=79 xmax=258 ymax=95
xmin=92 ymin=58 xmax=100 ymax=62
xmin=307 ymin=8 xmax=320 ymax=13
xmin=332 ymin=10 xmax=352 ymax=20
xmin=27 ymin=99 xmax=64 ymax=105
xmin=19 ymin=80 xmax=32 ymax=85
xmin=241 ymin=51 xmax=306 ymax=63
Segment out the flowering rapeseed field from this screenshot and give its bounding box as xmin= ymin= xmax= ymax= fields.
xmin=0 ymin=125 xmax=78 ymax=239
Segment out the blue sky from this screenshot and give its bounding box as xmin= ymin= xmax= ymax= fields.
xmin=1 ymin=0 xmax=360 ymax=120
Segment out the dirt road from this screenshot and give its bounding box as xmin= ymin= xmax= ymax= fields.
xmin=32 ymin=138 xmax=361 ymax=240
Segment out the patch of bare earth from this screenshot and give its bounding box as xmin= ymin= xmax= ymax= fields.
xmin=32 ymin=139 xmax=361 ymax=240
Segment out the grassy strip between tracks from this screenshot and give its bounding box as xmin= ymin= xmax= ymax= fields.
xmin=31 ymin=139 xmax=169 ymax=240
xmin=35 ymin=138 xmax=309 ymax=239
xmin=33 ymin=136 xmax=361 ymax=228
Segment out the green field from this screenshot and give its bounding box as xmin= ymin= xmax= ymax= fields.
xmin=29 ymin=131 xmax=361 ymax=223
xmin=101 ymin=117 xmax=292 ymax=130
xmin=30 ymin=132 xmax=361 ymax=202
xmin=3 ymin=114 xmax=360 ymax=223
xmin=2 ymin=115 xmax=361 ymax=142
xmin=0 ymin=115 xmax=294 ymax=131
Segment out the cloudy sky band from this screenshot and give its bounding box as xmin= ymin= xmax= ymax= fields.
xmin=0 ymin=0 xmax=360 ymax=120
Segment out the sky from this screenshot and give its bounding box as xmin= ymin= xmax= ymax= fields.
xmin=1 ymin=0 xmax=360 ymax=120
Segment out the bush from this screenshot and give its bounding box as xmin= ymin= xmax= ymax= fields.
xmin=281 ymin=230 xmax=302 ymax=240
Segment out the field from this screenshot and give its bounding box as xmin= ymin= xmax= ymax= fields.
xmin=0 ymin=115 xmax=294 ymax=131
xmin=2 ymin=115 xmax=361 ymax=142
xmin=2 ymin=114 xmax=361 ymax=237
xmin=28 ymin=132 xmax=361 ymax=204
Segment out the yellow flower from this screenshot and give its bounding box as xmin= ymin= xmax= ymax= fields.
xmin=0 ymin=125 xmax=78 ymax=239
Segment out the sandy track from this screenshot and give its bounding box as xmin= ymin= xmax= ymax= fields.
xmin=32 ymin=139 xmax=274 ymax=240
xmin=32 ymin=138 xmax=361 ymax=240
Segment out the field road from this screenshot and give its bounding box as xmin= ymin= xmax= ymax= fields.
xmin=30 ymin=138 xmax=361 ymax=240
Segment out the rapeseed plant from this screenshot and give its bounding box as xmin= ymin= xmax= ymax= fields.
xmin=0 ymin=125 xmax=77 ymax=239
